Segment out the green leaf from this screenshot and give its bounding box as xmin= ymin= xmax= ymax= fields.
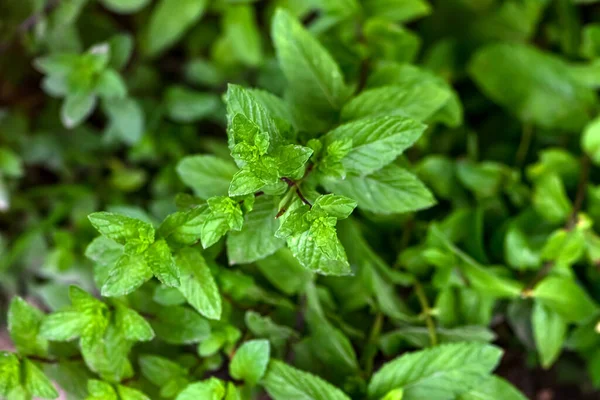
xmin=341 ymin=83 xmax=449 ymax=123
xmin=380 ymin=326 xmax=496 ymax=352
xmin=532 ymin=276 xmax=598 ymax=323
xmin=115 ymin=304 xmax=154 ymax=342
xmin=272 ymin=9 xmax=350 ymax=112
xmin=224 ymin=5 xmax=263 ymax=66
xmin=324 ymin=164 xmax=435 ymax=214
xmin=100 ymin=0 xmax=150 ymax=14
xmin=272 ymin=144 xmax=313 ymax=179
xmin=227 ymin=196 xmax=285 ymax=264
xmin=61 ymin=93 xmax=97 ymax=129
xmin=0 ymin=148 xmax=23 ymax=178
xmin=306 ymin=283 xmax=360 ymax=374
xmin=229 ymin=339 xmax=270 ymax=385
xmin=313 ymin=194 xmax=357 ymax=220
xmin=532 ymin=301 xmax=567 ymax=369
xmin=104 ymin=98 xmax=144 ymax=145
xmin=145 ymin=0 xmax=208 ymax=56
xmin=323 ymin=116 xmax=425 ymax=175
xmin=88 ymin=212 xmax=155 ymax=246
xmin=176 ymin=378 xmax=225 ymax=400
xmin=469 ymin=43 xmax=597 ymax=131
xmin=582 ymin=115 xmax=600 ymax=165
xmin=87 ymin=380 xmax=117 ymax=400
xmin=8 ymin=297 xmax=48 ymax=356
xmin=139 ymin=355 xmax=188 ymax=387
xmin=256 ymin=248 xmax=313 ymax=295
xmin=117 ymin=385 xmax=151 ymax=400
xmin=0 ymin=352 xmax=20 ymax=396
xmin=225 ymin=85 xmax=283 ymax=146
xmin=531 ymin=173 xmax=572 ymax=224
xmin=152 ymin=306 xmax=211 ymax=344
xmin=40 ymin=311 xmax=88 ymax=341
xmin=165 ymin=86 xmax=220 ymax=123
xmin=430 ymin=225 xmax=523 ymax=299
xmin=262 ymin=360 xmax=351 ymax=400
xmin=23 ymin=359 xmax=59 ymax=399
xmin=96 ymin=69 xmax=127 ymax=99
xmin=177 ymin=155 xmax=238 ymax=199
xmin=201 ymin=196 xmax=244 ymax=248
xmin=363 ymin=0 xmax=431 ymax=22
xmin=159 ymin=206 xmax=209 ymax=246
xmin=176 ymin=248 xmax=222 ymax=320
xmin=457 ymin=376 xmax=527 ymax=400
xmin=144 ymin=239 xmax=179 ymax=287
xmin=368 ymin=342 xmax=503 ymax=400
xmin=101 ymin=253 xmax=153 ymax=297
xmin=229 ymin=166 xmax=266 ymax=197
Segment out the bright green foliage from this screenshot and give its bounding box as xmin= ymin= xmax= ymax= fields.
xmin=3 ymin=0 xmax=600 ymax=399
xmin=229 ymin=339 xmax=270 ymax=384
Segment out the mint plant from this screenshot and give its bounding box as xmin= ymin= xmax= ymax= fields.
xmin=3 ymin=0 xmax=600 ymax=399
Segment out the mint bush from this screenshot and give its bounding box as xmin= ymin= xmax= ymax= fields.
xmin=2 ymin=0 xmax=600 ymax=399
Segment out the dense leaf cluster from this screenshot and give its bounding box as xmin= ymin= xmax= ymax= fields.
xmin=2 ymin=0 xmax=600 ymax=399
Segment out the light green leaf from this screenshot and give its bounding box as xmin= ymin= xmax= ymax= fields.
xmin=117 ymin=385 xmax=151 ymax=400
xmin=0 ymin=353 xmax=20 ymax=397
xmin=582 ymin=115 xmax=600 ymax=165
xmin=145 ymin=0 xmax=208 ymax=56
xmin=272 ymin=144 xmax=313 ymax=179
xmin=101 ymin=253 xmax=153 ymax=297
xmin=61 ymin=93 xmax=97 ymax=129
xmin=229 ymin=167 xmax=265 ymax=197
xmin=96 ymin=69 xmax=127 ymax=99
xmin=227 ymin=196 xmax=285 ymax=264
xmin=177 ymin=155 xmax=238 ymax=199
xmin=324 ymin=116 xmax=425 ymax=175
xmin=104 ymin=98 xmax=144 ymax=145
xmin=176 ymin=248 xmax=222 ymax=320
xmin=287 ymin=226 xmax=352 ymax=276
xmin=224 ymin=5 xmax=263 ymax=66
xmin=8 ymin=297 xmax=48 ymax=356
xmin=532 ymin=276 xmax=598 ymax=323
xmin=153 ymin=285 xmax=186 ymax=306
xmin=139 ymin=355 xmax=188 ymax=387
xmin=313 ymin=194 xmax=357 ymax=220
xmin=87 ymin=380 xmax=117 ymax=400
xmin=272 ymin=9 xmax=350 ymax=112
xmin=457 ymin=376 xmax=527 ymax=400
xmin=229 ymin=340 xmax=270 ymax=385
xmin=256 ymin=248 xmax=313 ymax=295
xmin=262 ymin=360 xmax=351 ymax=400
xmin=469 ymin=43 xmax=596 ymax=131
xmin=23 ymin=359 xmax=59 ymax=399
xmin=165 ymin=86 xmax=220 ymax=122
xmin=152 ymin=306 xmax=211 ymax=344
xmin=225 ymin=84 xmax=283 ymax=146
xmin=341 ymin=83 xmax=449 ymax=123
xmin=176 ymin=378 xmax=225 ymax=400
xmin=363 ymin=0 xmax=431 ymax=22
xmin=115 ymin=305 xmax=154 ymax=342
xmin=531 ymin=173 xmax=572 ymax=224
xmin=100 ymin=0 xmax=150 ymax=14
xmin=368 ymin=342 xmax=503 ymax=400
xmin=40 ymin=311 xmax=88 ymax=341
xmin=88 ymin=212 xmax=155 ymax=246
xmin=144 ymin=239 xmax=179 ymax=287
xmin=532 ymin=301 xmax=567 ymax=369
xmin=324 ymin=164 xmax=435 ymax=214
xmin=159 ymin=206 xmax=209 ymax=246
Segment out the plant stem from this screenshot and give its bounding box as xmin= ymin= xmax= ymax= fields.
xmin=515 ymin=123 xmax=533 ymax=166
xmin=414 ymin=280 xmax=437 ymax=346
xmin=361 ymin=312 xmax=383 ymax=377
xmin=566 ymin=154 xmax=591 ymax=230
